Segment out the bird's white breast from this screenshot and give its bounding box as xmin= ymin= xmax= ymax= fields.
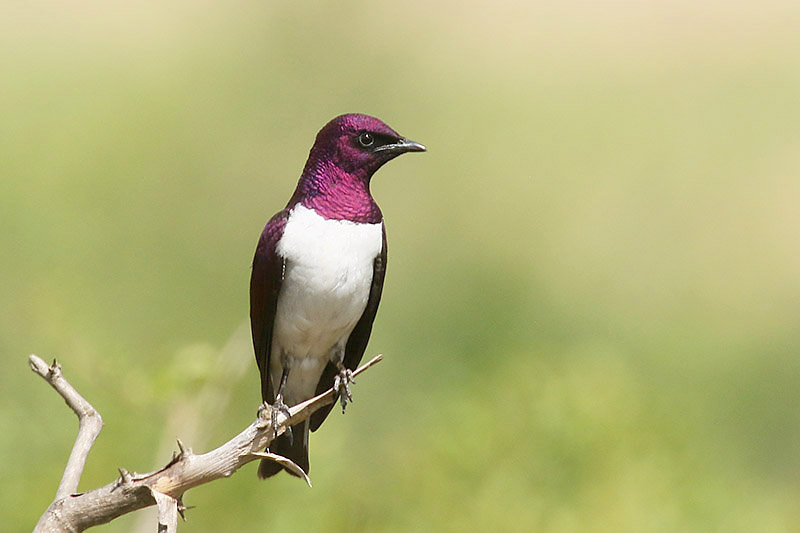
xmin=271 ymin=204 xmax=382 ymax=402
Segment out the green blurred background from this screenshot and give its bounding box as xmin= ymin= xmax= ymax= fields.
xmin=3 ymin=1 xmax=800 ymax=531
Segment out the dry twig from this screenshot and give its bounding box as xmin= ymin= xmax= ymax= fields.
xmin=29 ymin=353 xmax=383 ymax=532
xmin=28 ymin=356 xmax=104 ymax=500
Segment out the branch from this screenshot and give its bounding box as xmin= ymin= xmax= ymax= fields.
xmin=28 ymin=355 xmax=104 ymax=500
xmin=152 ymin=491 xmax=178 ymax=533
xmin=31 ymin=353 xmax=383 ymax=532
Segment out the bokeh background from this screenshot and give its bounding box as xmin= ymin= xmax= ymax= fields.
xmin=3 ymin=1 xmax=800 ymax=531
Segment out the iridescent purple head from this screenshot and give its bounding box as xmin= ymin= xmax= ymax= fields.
xmin=291 ymin=113 xmax=426 ymax=222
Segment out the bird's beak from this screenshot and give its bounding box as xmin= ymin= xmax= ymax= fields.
xmin=376 ymin=138 xmax=427 ymax=154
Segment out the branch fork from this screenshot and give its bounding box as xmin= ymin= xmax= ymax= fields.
xmin=29 ymin=352 xmax=383 ymax=532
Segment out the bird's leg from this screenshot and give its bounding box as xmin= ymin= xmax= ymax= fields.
xmin=331 ymin=348 xmax=356 ymax=414
xmin=270 ymin=366 xmax=293 ymax=444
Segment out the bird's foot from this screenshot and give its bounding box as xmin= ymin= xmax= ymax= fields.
xmin=267 ymin=398 xmax=293 ymax=445
xmin=333 ymin=367 xmax=356 ymax=414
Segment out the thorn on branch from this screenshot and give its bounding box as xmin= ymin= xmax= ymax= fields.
xmin=176 ymin=438 xmax=193 ymax=459
xmin=112 ymin=468 xmax=133 ymax=492
xmin=177 ymin=497 xmax=194 ymax=521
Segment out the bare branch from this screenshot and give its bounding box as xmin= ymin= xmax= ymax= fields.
xmin=32 ymin=353 xmax=384 ymax=532
xmin=284 ymin=353 xmax=383 ymax=425
xmin=29 ymin=354 xmax=104 ymax=500
xmin=248 ymin=451 xmax=312 ymax=487
xmin=152 ymin=491 xmax=178 ymax=533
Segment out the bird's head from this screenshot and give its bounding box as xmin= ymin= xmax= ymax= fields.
xmin=292 ymin=114 xmax=425 ymax=222
xmin=306 ymin=113 xmax=426 ymax=178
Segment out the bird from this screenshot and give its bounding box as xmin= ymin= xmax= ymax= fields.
xmin=249 ymin=113 xmax=425 ymax=479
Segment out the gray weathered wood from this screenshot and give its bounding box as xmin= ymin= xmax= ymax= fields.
xmin=30 ymin=353 xmax=383 ymax=532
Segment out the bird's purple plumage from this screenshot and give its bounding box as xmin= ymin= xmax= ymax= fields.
xmin=250 ymin=113 xmax=423 ymax=478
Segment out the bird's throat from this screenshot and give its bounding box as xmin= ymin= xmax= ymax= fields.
xmin=295 ymin=166 xmax=382 ymax=224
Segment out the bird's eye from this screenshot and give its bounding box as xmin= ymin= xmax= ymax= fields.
xmin=358 ymin=132 xmax=374 ymax=147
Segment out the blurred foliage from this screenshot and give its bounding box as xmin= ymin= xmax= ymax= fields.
xmin=3 ymin=1 xmax=800 ymax=531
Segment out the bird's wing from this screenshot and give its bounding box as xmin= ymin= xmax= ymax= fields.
xmin=250 ymin=209 xmax=290 ymax=403
xmin=310 ymin=222 xmax=387 ymax=431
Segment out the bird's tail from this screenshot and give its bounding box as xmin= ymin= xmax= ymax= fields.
xmin=257 ymin=419 xmax=310 ymax=479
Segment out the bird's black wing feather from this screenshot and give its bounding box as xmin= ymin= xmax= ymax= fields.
xmin=250 ymin=209 xmax=290 ymax=404
xmin=310 ymin=222 xmax=387 ymax=431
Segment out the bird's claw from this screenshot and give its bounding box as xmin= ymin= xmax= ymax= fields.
xmin=333 ymin=367 xmax=356 ymax=413
xmin=269 ymin=398 xmax=293 ymax=445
